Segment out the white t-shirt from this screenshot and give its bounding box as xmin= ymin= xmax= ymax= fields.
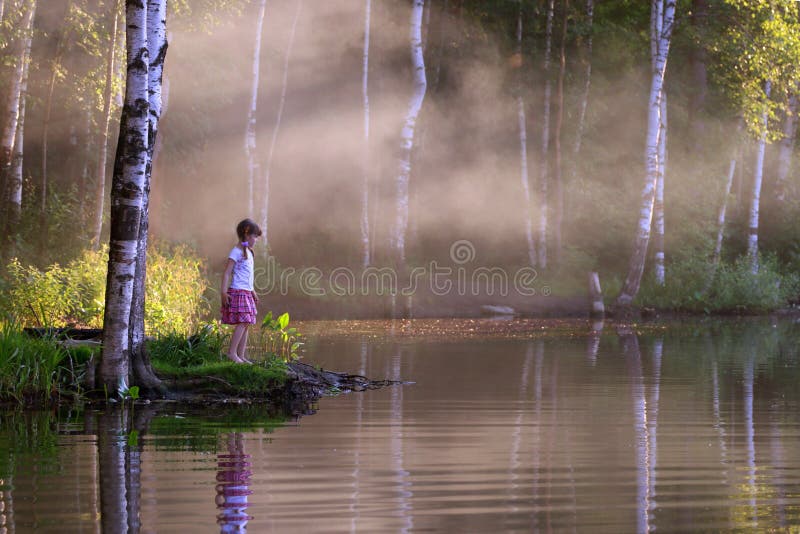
xmin=228 ymin=246 xmax=254 ymax=291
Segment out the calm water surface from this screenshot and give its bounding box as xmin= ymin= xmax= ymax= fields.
xmin=1 ymin=317 xmax=800 ymax=532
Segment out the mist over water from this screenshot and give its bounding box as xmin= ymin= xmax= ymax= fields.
xmin=150 ymin=0 xmax=687 ymax=270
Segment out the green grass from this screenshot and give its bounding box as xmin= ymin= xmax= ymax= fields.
xmin=0 ymin=320 xmax=88 ymax=404
xmin=147 ymin=325 xmax=290 ymax=395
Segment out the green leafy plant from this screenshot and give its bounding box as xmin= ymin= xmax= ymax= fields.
xmin=2 ymin=242 xmax=210 ymax=335
xmin=259 ymin=311 xmax=303 ymax=361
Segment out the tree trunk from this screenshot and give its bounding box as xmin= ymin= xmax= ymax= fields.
xmin=516 ymin=2 xmax=536 ymax=267
xmin=393 ymin=0 xmax=427 ymax=266
xmin=616 ymin=0 xmax=675 ymax=306
xmin=360 ymin=0 xmax=372 ymax=268
xmin=712 ymin=159 xmax=736 ymax=268
xmin=77 ymin=107 xmax=92 ymax=228
xmin=92 ymin=0 xmax=123 ymax=250
xmin=100 ymin=0 xmax=150 ymax=395
xmin=688 ymin=0 xmax=708 ymax=143
xmin=654 ymin=94 xmax=667 ymax=286
xmin=775 ymin=93 xmax=798 ymax=202
xmin=573 ymin=0 xmax=593 ymax=155
xmin=747 ymin=80 xmax=771 ymax=274
xmin=245 ymin=0 xmax=266 ymax=217
xmin=537 ymin=0 xmax=554 ymax=269
xmin=3 ymin=6 xmax=32 ymax=248
xmin=553 ymin=0 xmax=568 ymax=265
xmin=129 ymin=0 xmax=168 ymax=395
xmin=0 ymin=0 xmax=35 ymax=189
xmin=261 ymin=0 xmax=302 ymax=253
xmin=41 ymin=0 xmax=73 ymax=232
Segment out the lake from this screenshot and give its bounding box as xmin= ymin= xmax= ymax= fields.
xmin=1 ymin=317 xmax=799 ymax=532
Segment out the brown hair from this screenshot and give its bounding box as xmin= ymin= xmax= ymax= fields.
xmin=236 ymin=219 xmax=262 ymax=242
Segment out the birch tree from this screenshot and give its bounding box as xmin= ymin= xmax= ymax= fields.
xmin=393 ymin=0 xmax=427 ymax=266
xmin=688 ymin=0 xmax=708 ymax=141
xmin=360 ymin=0 xmax=371 ymax=268
xmin=100 ymin=0 xmax=150 ymax=395
xmin=747 ymin=80 xmax=771 ymax=274
xmin=516 ymin=1 xmax=536 ymax=267
xmin=3 ymin=2 xmax=33 ymax=245
xmin=553 ymin=0 xmax=568 ymax=265
xmin=261 ymin=0 xmax=302 ymax=252
xmin=537 ymin=0 xmax=555 ymax=269
xmin=653 ymin=95 xmax=667 ymax=286
xmin=573 ymin=0 xmax=593 ymax=155
xmin=92 ymin=0 xmax=123 ymax=249
xmin=41 ymin=1 xmax=74 ymax=222
xmin=245 ymin=0 xmax=266 ymax=217
xmin=129 ymin=0 xmax=169 ymax=394
xmin=0 ymin=0 xmax=35 ymax=189
xmin=616 ymin=0 xmax=675 ymax=307
xmin=712 ymin=136 xmax=740 ymax=271
xmin=775 ymin=93 xmax=798 ymax=202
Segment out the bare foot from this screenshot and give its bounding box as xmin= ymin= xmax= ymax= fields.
xmin=227 ymin=354 xmax=245 ymax=363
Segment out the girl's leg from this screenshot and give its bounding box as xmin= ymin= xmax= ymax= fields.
xmin=236 ymin=326 xmax=250 ymax=362
xmin=227 ymin=324 xmax=248 ymax=362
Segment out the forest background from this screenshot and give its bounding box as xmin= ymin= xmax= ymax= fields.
xmin=2 ymin=0 xmax=800 ymax=326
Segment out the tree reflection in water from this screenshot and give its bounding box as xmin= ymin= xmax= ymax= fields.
xmin=216 ymin=433 xmax=253 ymax=533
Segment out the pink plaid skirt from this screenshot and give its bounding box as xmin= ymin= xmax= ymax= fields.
xmin=221 ymin=289 xmax=257 ymax=325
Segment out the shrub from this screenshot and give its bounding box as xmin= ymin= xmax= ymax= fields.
xmin=2 ymin=242 xmax=210 ymax=335
xmin=637 ymin=253 xmax=800 ymax=313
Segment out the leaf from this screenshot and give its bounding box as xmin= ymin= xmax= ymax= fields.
xmin=278 ymin=312 xmax=289 ymax=330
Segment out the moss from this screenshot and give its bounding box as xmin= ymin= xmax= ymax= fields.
xmin=152 ymin=357 xmax=288 ymax=394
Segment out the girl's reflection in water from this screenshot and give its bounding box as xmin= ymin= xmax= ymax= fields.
xmin=216 ymin=433 xmax=253 ymax=533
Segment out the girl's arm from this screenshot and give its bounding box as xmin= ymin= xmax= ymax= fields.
xmin=221 ymin=259 xmax=235 ymax=305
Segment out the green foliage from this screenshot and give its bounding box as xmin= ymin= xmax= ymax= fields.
xmin=0 ymin=320 xmax=80 ymax=404
xmin=147 ymin=323 xmax=227 ymax=368
xmin=148 ymin=325 xmax=290 ymax=392
xmin=1 ymin=243 xmax=210 ymax=335
xmin=257 ymin=311 xmax=304 ymax=361
xmin=637 ymin=253 xmax=800 ymax=313
xmin=711 ymin=0 xmax=800 ymax=138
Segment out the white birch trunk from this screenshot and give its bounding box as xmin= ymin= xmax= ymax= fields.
xmin=128 ymin=0 xmax=168 ymax=393
xmin=0 ymin=0 xmax=35 ymax=176
xmin=393 ymin=0 xmax=427 ymax=265
xmin=616 ymin=0 xmax=675 ymax=306
xmin=360 ymin=0 xmax=372 ymax=268
xmin=713 ymin=159 xmax=736 ymax=266
xmin=261 ymin=0 xmax=302 ymax=252
xmin=748 ymin=80 xmax=771 ymax=274
xmin=516 ymin=3 xmax=536 ymax=267
xmin=776 ymin=93 xmax=798 ymax=202
xmin=92 ymin=0 xmax=122 ymax=249
xmin=538 ymin=0 xmax=555 ymax=269
xmin=4 ymin=7 xmax=32 ymax=240
xmin=654 ymin=94 xmax=667 ymax=286
xmin=553 ymin=0 xmax=567 ymax=265
xmin=100 ymin=0 xmax=150 ymax=395
xmin=245 ymin=0 xmax=267 ymax=217
xmin=573 ymin=0 xmax=593 ymax=155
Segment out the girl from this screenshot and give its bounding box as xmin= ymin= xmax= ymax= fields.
xmin=221 ymin=219 xmax=262 ymax=363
